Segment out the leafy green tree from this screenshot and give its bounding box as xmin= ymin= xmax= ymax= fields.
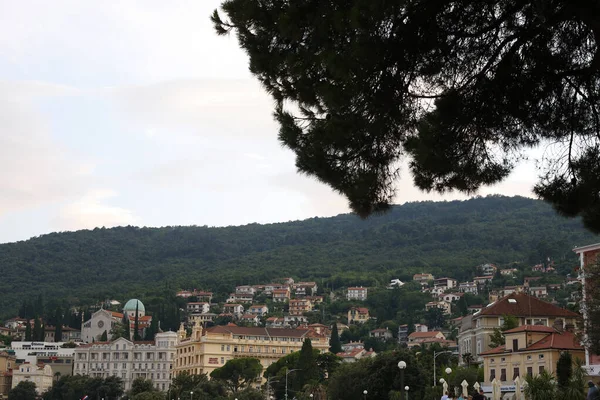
xmin=129 ymin=377 xmax=157 ymax=398
xmin=212 ymin=1 xmax=600 ymax=233
xmin=133 ymin=393 xmax=164 ymax=400
xmin=8 ymin=381 xmax=37 ymax=400
xmin=100 ymin=330 xmax=108 ymax=342
xmin=489 ymin=315 xmax=519 ymax=348
xmin=425 ymin=308 xmax=446 ymax=330
xmin=329 ymin=323 xmax=342 ymax=354
xmin=210 ymin=358 xmax=262 ymax=392
xmin=169 ymin=372 xmax=210 ymax=400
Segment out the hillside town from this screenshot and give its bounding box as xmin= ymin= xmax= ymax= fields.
xmin=0 ymin=243 xmax=599 ymax=399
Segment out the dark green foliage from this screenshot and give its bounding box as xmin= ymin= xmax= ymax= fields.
xmin=329 ymin=323 xmax=342 ymax=354
xmin=489 ymin=315 xmax=519 ymax=348
xmin=25 ymin=322 xmax=32 ymax=341
xmin=425 ymin=308 xmax=446 ymax=330
xmin=129 ymin=377 xmax=156 ymax=397
xmin=327 ymin=350 xmax=427 ymax=400
xmin=54 ymin=307 xmax=63 ymax=342
xmin=585 ymin=258 xmax=600 ymax=354
xmin=144 ymin=316 xmax=158 ymax=341
xmin=42 ymin=375 xmax=124 ymax=400
xmin=556 ymin=352 xmax=573 ymax=389
xmin=8 ymin=381 xmax=36 ymax=400
xmin=33 ymin=316 xmax=43 ymax=341
xmin=212 ymin=1 xmax=600 ymax=232
xmin=100 ymin=330 xmax=108 ymax=342
xmin=0 ymin=196 xmax=596 ymax=317
xmin=210 ymin=357 xmax=262 ymax=392
xmin=133 ymin=303 xmax=141 ymax=341
xmin=296 ymin=339 xmax=319 ymax=391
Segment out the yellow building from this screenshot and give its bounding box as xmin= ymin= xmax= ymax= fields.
xmin=347 ymin=307 xmax=370 ymax=324
xmin=174 ymin=323 xmax=329 ymax=378
xmin=0 ymin=351 xmax=16 ymax=399
xmin=481 ymin=325 xmax=585 ymax=388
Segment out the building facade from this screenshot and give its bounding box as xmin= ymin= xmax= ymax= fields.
xmin=73 ymin=332 xmax=178 ymax=392
xmin=480 ymin=325 xmax=584 ymax=394
xmin=11 ymin=363 xmax=53 ymax=395
xmin=347 ymin=287 xmax=368 ymax=301
xmin=574 ymin=242 xmax=600 ymax=377
xmin=0 ymin=351 xmax=15 ymax=399
xmin=81 ymin=309 xmax=122 ymax=343
xmin=347 ymin=307 xmax=370 ymax=323
xmin=173 ymin=323 xmax=329 ymax=378
xmin=457 ymin=293 xmax=580 ymax=363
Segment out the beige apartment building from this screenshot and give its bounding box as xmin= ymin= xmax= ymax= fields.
xmin=481 ymin=325 xmax=584 ymax=387
xmin=173 ymin=323 xmax=329 ymax=378
xmin=0 ymin=351 xmax=15 ymax=399
xmin=458 ymin=293 xmax=580 ymax=363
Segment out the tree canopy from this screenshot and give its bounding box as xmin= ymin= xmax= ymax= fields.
xmin=210 ymin=357 xmax=262 ymax=392
xmin=8 ymin=381 xmax=37 ymax=400
xmin=212 ymin=0 xmax=600 ymax=232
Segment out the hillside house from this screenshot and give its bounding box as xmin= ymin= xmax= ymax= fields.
xmin=434 ymin=277 xmax=458 ymax=289
xmin=226 ymin=293 xmax=254 ymax=303
xmin=272 ymin=288 xmax=291 ymax=303
xmin=474 ymin=276 xmax=494 ymax=285
xmin=222 ymin=304 xmax=244 ymax=318
xmin=235 ymin=285 xmax=256 ymax=295
xmin=289 ymin=299 xmax=314 ymax=316
xmin=370 ymin=327 xmax=393 ymax=340
xmin=500 ymin=268 xmax=518 ymax=276
xmin=347 ymin=287 xmax=368 ymax=301
xmin=294 ymin=282 xmax=318 ymax=297
xmin=248 ymin=305 xmax=269 ymax=316
xmin=186 ymin=302 xmax=210 ymax=314
xmin=459 ymin=282 xmax=478 ymax=294
xmin=529 ymin=286 xmax=548 ymax=298
xmin=479 ymin=263 xmax=497 ymax=276
xmin=348 ymin=307 xmax=370 ymax=324
xmin=413 ymin=273 xmax=434 ymax=282
xmin=426 ymin=301 xmax=452 ymax=315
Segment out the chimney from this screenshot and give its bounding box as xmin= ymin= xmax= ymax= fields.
xmin=553 ymin=318 xmax=564 ymax=332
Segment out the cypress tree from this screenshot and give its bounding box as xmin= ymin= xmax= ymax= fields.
xmin=297 ymin=338 xmax=318 ymax=391
xmin=33 ymin=317 xmax=43 ymax=341
xmin=54 ymin=307 xmax=63 ymax=342
xmin=133 ymin=302 xmax=141 ymax=341
xmin=329 ymin=323 xmax=342 ymax=354
xmin=556 ymin=351 xmax=572 ymax=389
xmin=100 ymin=330 xmax=108 ymax=342
xmin=122 ymin=314 xmax=131 ymax=340
xmin=25 ymin=322 xmax=32 ymax=341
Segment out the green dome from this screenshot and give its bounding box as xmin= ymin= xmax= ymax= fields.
xmin=123 ymin=299 xmax=145 ymax=312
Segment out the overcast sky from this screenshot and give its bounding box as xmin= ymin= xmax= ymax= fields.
xmin=0 ymin=1 xmax=539 ymax=243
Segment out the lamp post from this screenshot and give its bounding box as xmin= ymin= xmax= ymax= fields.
xmin=190 ymin=391 xmax=193 ymax=400
xmin=398 ymin=360 xmax=407 ymax=397
xmin=285 ymin=368 xmax=300 ymax=400
xmin=363 ymin=389 xmax=368 ymax=400
xmin=433 ymin=350 xmax=454 ymax=387
xmin=404 ymin=386 xmax=409 ymax=400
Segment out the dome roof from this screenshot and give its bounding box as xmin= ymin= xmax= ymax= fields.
xmin=123 ymin=299 xmax=145 ymax=312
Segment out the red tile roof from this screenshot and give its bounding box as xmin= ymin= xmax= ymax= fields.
xmin=503 ymin=325 xmax=556 ymax=334
xmin=408 ymin=331 xmax=444 ymax=339
xmin=350 ymin=307 xmax=369 ymax=314
xmin=526 ymin=331 xmax=583 ymax=351
xmin=207 ymin=325 xmax=311 ymax=338
xmin=477 ymin=293 xmax=580 ymax=318
xmin=480 ymin=345 xmax=506 ymax=355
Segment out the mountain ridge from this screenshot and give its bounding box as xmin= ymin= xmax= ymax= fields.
xmin=0 ymin=195 xmax=597 ymax=317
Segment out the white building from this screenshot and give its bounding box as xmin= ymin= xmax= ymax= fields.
xmin=186 ymin=302 xmax=210 ymax=314
xmin=459 ymin=281 xmax=478 ymax=294
xmin=12 ymin=363 xmax=53 ymax=394
xmin=479 ymin=263 xmax=497 ymax=276
xmin=73 ymin=331 xmax=178 ymax=391
xmin=347 ymin=287 xmax=368 ymax=301
xmin=81 ymin=309 xmax=123 ymax=343
xmin=9 ymin=341 xmax=76 ymax=368
xmin=434 ymin=277 xmax=458 ymax=289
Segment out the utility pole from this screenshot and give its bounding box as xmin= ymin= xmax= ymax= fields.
xmin=285 ymin=369 xmax=300 ymax=400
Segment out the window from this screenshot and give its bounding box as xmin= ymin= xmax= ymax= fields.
xmin=221 ymin=345 xmax=224 ymax=351
xmin=114 ymin=363 xmax=117 ymax=369
xmin=527 ymin=367 xmax=533 ymax=376
xmin=122 ymin=363 xmax=126 ymax=369
xmin=116 ymin=345 xmax=119 ymax=350
xmin=527 ymin=355 xmax=532 ymax=361
xmin=501 ymin=357 xmax=506 ymax=363
xmin=512 ymin=339 xmax=518 ymax=352
xmin=513 ymin=368 xmax=520 ymax=380
xmin=500 ymin=369 xmax=507 ymax=381
xmin=490 ymin=369 xmax=495 ymax=381
xmin=539 ymin=366 xmax=545 ymax=374
xmin=539 ymin=354 xmax=544 ymax=360
xmin=221 ymin=357 xmax=225 ymax=364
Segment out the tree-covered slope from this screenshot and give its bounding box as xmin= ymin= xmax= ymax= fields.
xmin=0 ymin=195 xmax=597 ymax=315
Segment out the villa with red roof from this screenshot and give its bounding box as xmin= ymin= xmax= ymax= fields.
xmin=480 ymin=324 xmax=584 ymax=394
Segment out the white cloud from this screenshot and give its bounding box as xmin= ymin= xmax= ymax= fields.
xmin=56 ymin=189 xmax=137 ymax=230
xmin=0 ymin=82 xmax=90 ymax=217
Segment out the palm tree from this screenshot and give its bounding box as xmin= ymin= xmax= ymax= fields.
xmin=524 ymin=370 xmax=556 ymax=400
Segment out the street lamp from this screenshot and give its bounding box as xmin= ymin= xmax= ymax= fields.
xmin=404 ymin=386 xmax=409 ymax=400
xmin=285 ymin=368 xmax=301 ymax=400
xmin=398 ymin=360 xmax=407 ymax=396
xmin=363 ymin=389 xmax=368 ymax=400
xmin=433 ymin=351 xmax=454 ymax=387
xmin=190 ymin=391 xmax=193 ymax=400
xmin=445 ymin=367 xmax=452 ymax=375
xmin=309 ymin=394 xmax=313 ymax=399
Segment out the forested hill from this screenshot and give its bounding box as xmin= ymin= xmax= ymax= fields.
xmin=0 ymin=195 xmax=597 ymax=316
